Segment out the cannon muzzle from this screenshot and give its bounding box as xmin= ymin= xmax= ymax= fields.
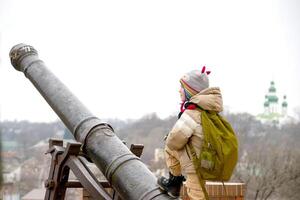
xmin=10 ymin=43 xmax=171 ymax=200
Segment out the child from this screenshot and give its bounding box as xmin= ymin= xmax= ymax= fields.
xmin=157 ymin=66 xmax=223 ymax=200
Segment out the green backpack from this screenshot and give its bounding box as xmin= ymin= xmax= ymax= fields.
xmin=187 ymin=110 xmax=238 ymax=199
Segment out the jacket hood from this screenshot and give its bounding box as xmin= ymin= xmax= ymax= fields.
xmin=189 ymin=87 xmax=223 ymax=112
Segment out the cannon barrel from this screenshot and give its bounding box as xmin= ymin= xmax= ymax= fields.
xmin=9 ymin=44 xmax=170 ymax=200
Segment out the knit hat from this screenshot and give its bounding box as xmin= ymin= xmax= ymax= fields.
xmin=180 ymin=66 xmax=210 ymax=100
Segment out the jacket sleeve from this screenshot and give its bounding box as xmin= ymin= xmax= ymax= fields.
xmin=166 ymin=112 xmax=198 ymax=151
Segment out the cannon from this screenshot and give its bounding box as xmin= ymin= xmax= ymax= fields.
xmin=9 ymin=44 xmax=171 ymax=200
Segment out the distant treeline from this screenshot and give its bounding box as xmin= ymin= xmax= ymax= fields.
xmin=1 ymin=112 xmax=300 ymax=199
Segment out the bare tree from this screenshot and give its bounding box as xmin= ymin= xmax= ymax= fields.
xmin=234 ymin=131 xmax=300 ymax=200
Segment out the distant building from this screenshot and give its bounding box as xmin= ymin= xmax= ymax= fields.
xmin=21 ymin=188 xmax=45 ymax=200
xmin=1 ymin=182 xmax=20 ymax=200
xmin=154 ymin=148 xmax=165 ymax=162
xmin=152 ymin=148 xmax=168 ymax=177
xmin=1 ymin=166 xmax=21 ymax=200
xmin=257 ymin=81 xmax=295 ymax=125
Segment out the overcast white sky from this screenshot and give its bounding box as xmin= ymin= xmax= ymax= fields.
xmin=0 ymin=0 xmax=299 ymax=122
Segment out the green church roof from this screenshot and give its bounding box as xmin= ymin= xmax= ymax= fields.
xmin=268 ymin=81 xmax=276 ymax=93
xmin=268 ymin=95 xmax=278 ymax=103
xmin=264 ymin=101 xmax=269 ymax=107
xmin=282 ymin=95 xmax=287 ymax=107
xmin=269 ymin=86 xmax=276 ymax=93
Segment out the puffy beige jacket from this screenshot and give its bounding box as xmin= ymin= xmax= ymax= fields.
xmin=166 ymin=87 xmax=223 ymax=174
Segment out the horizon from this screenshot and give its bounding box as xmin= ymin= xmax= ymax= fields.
xmin=1 ymin=107 xmax=299 ymax=123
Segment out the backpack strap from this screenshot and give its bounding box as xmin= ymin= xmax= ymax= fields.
xmin=187 ymin=143 xmax=210 ymax=200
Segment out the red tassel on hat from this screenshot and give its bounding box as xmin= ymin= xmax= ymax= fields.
xmin=201 ymin=66 xmax=211 ymax=75
xmin=201 ymin=66 xmax=206 ymax=73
